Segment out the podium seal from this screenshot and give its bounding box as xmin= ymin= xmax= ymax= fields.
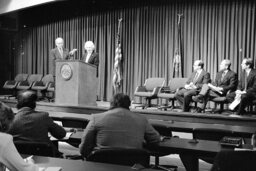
xmin=60 ymin=64 xmax=72 ymax=80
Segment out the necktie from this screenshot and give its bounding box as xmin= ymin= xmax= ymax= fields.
xmin=59 ymin=48 xmax=63 ymax=58
xmin=193 ymin=72 xmax=199 ymax=83
xmin=221 ymin=71 xmax=226 ymax=82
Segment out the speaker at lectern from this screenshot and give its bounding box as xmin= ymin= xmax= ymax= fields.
xmin=55 ymin=60 xmax=97 ymax=106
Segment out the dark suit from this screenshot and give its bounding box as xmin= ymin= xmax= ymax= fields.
xmin=82 ymin=52 xmax=99 ymax=77
xmin=227 ymin=69 xmax=256 ymax=115
xmin=175 ymin=70 xmax=211 ymax=112
xmin=197 ymin=70 xmax=237 ymax=109
xmin=8 ymin=107 xmax=66 ymax=145
xmin=79 ymin=108 xmax=160 ymax=158
xmin=49 ymin=47 xmax=70 ymax=76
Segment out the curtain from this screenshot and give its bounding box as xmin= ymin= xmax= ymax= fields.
xmin=13 ymin=0 xmax=256 ymax=101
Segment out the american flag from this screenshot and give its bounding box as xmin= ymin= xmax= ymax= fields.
xmin=113 ymin=19 xmax=123 ymax=94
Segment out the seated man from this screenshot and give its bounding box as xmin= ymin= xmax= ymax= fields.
xmin=174 ymin=60 xmax=210 ymax=112
xmin=79 ymin=93 xmax=161 ymax=158
xmin=8 ymin=90 xmax=66 ymax=156
xmin=226 ymin=58 xmax=256 ymax=115
xmin=192 ymin=59 xmax=238 ymax=112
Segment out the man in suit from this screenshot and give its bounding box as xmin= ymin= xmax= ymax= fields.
xmin=49 ymin=37 xmax=72 ymax=77
xmin=175 ymin=60 xmax=211 ymax=112
xmin=81 ymin=41 xmax=99 ymax=77
xmin=192 ymin=59 xmax=238 ymax=112
xmin=8 ymin=90 xmax=66 ymax=157
xmin=226 ymin=58 xmax=256 ymax=115
xmin=79 ymin=93 xmax=160 ymax=158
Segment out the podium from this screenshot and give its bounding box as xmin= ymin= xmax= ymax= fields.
xmin=55 ymin=60 xmax=97 ymax=106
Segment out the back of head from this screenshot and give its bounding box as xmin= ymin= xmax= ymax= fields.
xmin=17 ymin=90 xmax=37 ymax=109
xmin=110 ymin=93 xmax=131 ymax=110
xmin=0 ymin=102 xmax=14 ymax=132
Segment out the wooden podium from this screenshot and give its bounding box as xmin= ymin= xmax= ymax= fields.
xmin=55 ymin=60 xmax=97 ymax=106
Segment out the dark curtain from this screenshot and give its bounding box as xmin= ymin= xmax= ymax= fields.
xmin=13 ymin=0 xmax=256 ymax=101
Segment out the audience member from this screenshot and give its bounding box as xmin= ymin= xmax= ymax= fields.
xmin=79 ymin=93 xmax=160 ymax=158
xmin=0 ymin=102 xmax=38 ymax=171
xmin=192 ymin=59 xmax=237 ymax=112
xmin=175 ymin=60 xmax=211 ymax=112
xmin=226 ymin=58 xmax=256 ymax=115
xmin=8 ymin=90 xmax=66 ymax=157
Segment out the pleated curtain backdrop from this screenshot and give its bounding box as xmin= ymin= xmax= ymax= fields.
xmin=13 ymin=0 xmax=256 ymax=101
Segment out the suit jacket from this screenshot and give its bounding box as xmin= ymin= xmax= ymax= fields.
xmin=213 ymin=70 xmax=238 ymax=94
xmin=81 ymin=52 xmax=99 ymax=67
xmin=238 ymin=69 xmax=256 ymax=94
xmin=49 ymin=47 xmax=70 ymax=76
xmin=8 ymin=107 xmax=66 ymax=143
xmin=186 ymin=70 xmax=211 ymax=89
xmin=79 ymin=108 xmax=160 ymax=158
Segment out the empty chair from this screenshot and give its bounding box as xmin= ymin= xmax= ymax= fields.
xmin=158 ymin=78 xmax=188 ymax=110
xmin=31 ymin=74 xmax=54 ymax=100
xmin=61 ymin=117 xmax=89 ymax=129
xmin=14 ymin=141 xmax=57 ymax=157
xmin=16 ymin=74 xmax=43 ymax=90
xmin=134 ymin=77 xmax=165 ymax=109
xmin=86 ymin=148 xmax=150 ymax=168
xmin=46 ymin=82 xmax=55 ymax=102
xmin=3 ymin=73 xmax=28 ymax=97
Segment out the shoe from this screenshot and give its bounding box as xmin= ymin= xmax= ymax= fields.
xmin=192 ymin=95 xmax=204 ymax=103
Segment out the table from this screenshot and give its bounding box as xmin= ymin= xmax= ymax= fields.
xmin=32 ymin=155 xmax=158 ymax=171
xmin=149 ymin=119 xmax=256 ymax=137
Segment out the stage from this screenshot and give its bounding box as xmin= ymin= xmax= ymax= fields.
xmin=1 ymin=97 xmax=256 ymax=127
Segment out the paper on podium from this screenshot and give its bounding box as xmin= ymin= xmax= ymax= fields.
xmin=208 ymin=84 xmax=223 ymax=94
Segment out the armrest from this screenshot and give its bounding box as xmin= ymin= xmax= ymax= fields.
xmin=33 ymin=81 xmax=44 ymax=86
xmin=152 ymin=87 xmax=162 ymax=95
xmin=18 ymin=81 xmax=29 ymax=86
xmin=135 ymin=86 xmax=147 ymax=92
xmin=159 ymin=87 xmax=173 ymax=93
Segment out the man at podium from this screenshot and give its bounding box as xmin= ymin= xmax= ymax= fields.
xmin=49 ymin=37 xmax=77 ymax=78
xmin=81 ymin=41 xmax=99 ymax=77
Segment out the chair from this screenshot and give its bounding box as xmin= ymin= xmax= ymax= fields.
xmin=158 ymin=78 xmax=188 ymax=110
xmin=46 ymin=82 xmax=55 ymax=102
xmin=61 ymin=117 xmax=89 ymax=129
xmin=134 ymin=77 xmax=165 ymax=109
xmin=3 ymin=73 xmax=28 ymax=97
xmin=86 ymin=148 xmax=150 ymax=168
xmin=210 ymin=96 xmax=229 ymax=113
xmin=150 ymin=123 xmax=178 ymax=171
xmin=192 ymin=128 xmax=235 ymax=164
xmin=31 ymin=74 xmax=54 ymax=100
xmin=211 ymin=151 xmax=256 ymax=171
xmin=16 ymin=74 xmax=43 ymax=90
xmin=14 ymin=141 xmax=57 ymax=157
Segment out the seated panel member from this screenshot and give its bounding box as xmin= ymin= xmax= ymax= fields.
xmin=174 ymin=60 xmax=211 ymax=112
xmin=192 ymin=59 xmax=238 ymax=112
xmin=0 ymin=102 xmax=39 ymax=171
xmin=79 ymin=93 xmax=161 ymax=158
xmin=8 ymin=90 xmax=66 ymax=156
xmin=226 ymin=58 xmax=256 ymax=115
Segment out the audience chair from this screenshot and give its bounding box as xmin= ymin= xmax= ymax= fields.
xmin=3 ymin=73 xmax=28 ymax=98
xmin=158 ymin=78 xmax=188 ymax=110
xmin=14 ymin=141 xmax=57 ymax=157
xmin=16 ymin=74 xmax=43 ymax=90
xmin=31 ymin=74 xmax=54 ymax=100
xmin=86 ymin=148 xmax=150 ymax=168
xmin=150 ymin=123 xmax=178 ymax=171
xmin=192 ymin=128 xmax=235 ymax=164
xmin=210 ymin=96 xmax=229 ymax=114
xmin=211 ymin=151 xmax=256 ymax=171
xmin=134 ymin=77 xmax=165 ymax=109
xmin=61 ymin=117 xmax=89 ymax=129
xmin=46 ymin=82 xmax=55 ymax=102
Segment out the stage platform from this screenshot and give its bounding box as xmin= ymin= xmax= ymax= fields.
xmin=1 ymin=97 xmax=256 ymax=127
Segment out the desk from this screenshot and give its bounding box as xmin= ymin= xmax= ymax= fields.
xmin=32 ymin=155 xmax=157 ymax=171
xmin=149 ymin=119 xmax=256 ymax=138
